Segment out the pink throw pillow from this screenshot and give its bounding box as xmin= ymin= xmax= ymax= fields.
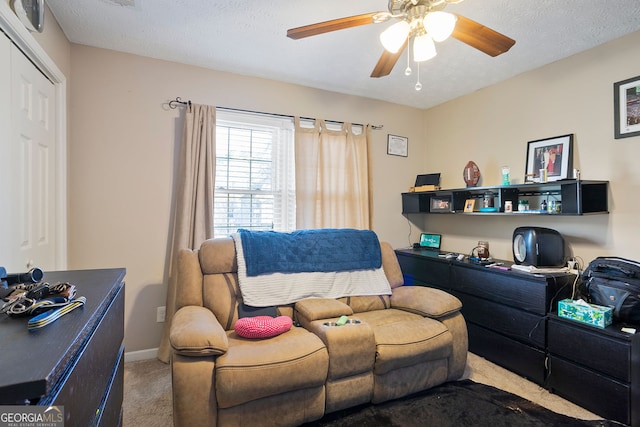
xmin=234 ymin=316 xmax=293 ymax=339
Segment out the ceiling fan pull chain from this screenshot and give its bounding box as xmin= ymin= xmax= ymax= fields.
xmin=415 ymin=61 xmax=422 ymax=91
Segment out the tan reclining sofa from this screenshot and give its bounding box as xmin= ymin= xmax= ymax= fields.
xmin=170 ymin=236 xmax=468 ymax=427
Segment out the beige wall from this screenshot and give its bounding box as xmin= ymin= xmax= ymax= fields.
xmin=67 ymin=45 xmax=426 ymax=352
xmin=419 ymin=30 xmax=640 ymax=263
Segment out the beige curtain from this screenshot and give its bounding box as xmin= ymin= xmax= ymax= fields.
xmin=295 ymin=118 xmax=372 ymax=229
xmin=157 ymin=103 xmax=216 ymax=363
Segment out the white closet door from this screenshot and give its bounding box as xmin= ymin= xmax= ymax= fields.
xmin=0 ymin=34 xmax=15 ymax=270
xmin=7 ymin=41 xmax=57 ymax=272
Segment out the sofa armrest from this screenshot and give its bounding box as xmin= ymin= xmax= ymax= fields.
xmin=170 ymin=305 xmax=228 ymax=357
xmin=390 ymin=286 xmax=462 ymax=318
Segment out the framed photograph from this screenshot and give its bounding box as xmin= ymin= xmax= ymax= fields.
xmin=525 ymin=134 xmax=573 ymax=182
xmin=387 ymin=134 xmax=408 ymax=157
xmin=464 ymin=199 xmax=476 ymax=213
xmin=614 ymin=75 xmax=640 ymax=139
xmin=430 ymin=197 xmax=451 ymax=212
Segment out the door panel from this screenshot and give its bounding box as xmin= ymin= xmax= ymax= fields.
xmin=0 ymin=34 xmax=15 ymax=269
xmin=8 ymin=42 xmax=56 ymax=271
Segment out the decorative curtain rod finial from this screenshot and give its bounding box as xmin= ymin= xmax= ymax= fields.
xmin=169 ymin=97 xmax=192 ymax=109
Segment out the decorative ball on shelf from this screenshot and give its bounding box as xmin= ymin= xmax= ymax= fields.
xmin=463 ymin=161 xmax=481 ymax=187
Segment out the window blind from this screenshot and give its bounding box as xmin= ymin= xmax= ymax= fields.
xmin=214 ymin=110 xmax=295 ymax=237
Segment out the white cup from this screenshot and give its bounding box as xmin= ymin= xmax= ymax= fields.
xmin=539 ymin=168 xmax=548 ymax=183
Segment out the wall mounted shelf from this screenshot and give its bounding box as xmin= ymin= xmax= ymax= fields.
xmin=402 ymin=180 xmax=608 ymax=216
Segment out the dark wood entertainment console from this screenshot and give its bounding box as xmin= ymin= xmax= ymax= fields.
xmin=0 ymin=269 xmax=126 ymax=426
xmin=396 ymin=248 xmax=639 ymax=426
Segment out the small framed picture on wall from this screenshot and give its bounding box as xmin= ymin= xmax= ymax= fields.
xmin=614 ymin=75 xmax=640 ymax=139
xmin=387 ymin=134 xmax=408 ymax=157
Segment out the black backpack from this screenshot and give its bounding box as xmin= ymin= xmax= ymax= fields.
xmin=581 ymin=257 xmax=640 ymax=325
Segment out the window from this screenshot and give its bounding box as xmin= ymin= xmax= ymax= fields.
xmin=214 ymin=110 xmax=295 ymax=237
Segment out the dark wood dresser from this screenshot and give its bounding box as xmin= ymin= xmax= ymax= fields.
xmin=396 ymin=248 xmax=640 ymax=425
xmin=0 ymin=268 xmax=126 ymax=426
xmin=547 ymin=314 xmax=639 ymax=426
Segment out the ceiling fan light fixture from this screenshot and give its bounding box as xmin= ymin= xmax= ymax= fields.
xmin=413 ymin=33 xmax=437 ymax=62
xmin=372 ymin=12 xmax=392 ymax=24
xmin=424 ymin=11 xmax=457 ymax=42
xmin=379 ymin=20 xmax=410 ymax=53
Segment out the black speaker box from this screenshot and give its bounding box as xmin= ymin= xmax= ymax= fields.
xmin=512 ymin=226 xmax=565 ymax=267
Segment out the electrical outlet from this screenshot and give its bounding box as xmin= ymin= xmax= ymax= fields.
xmin=157 ymin=306 xmax=166 ymax=323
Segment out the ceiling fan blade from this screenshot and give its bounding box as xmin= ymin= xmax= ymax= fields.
xmin=287 ymin=12 xmax=379 ymax=40
xmin=451 ymin=14 xmax=515 ymax=57
xmin=370 ymin=40 xmax=408 ymax=78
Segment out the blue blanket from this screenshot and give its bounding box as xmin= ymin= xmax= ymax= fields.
xmin=238 ymin=229 xmax=382 ymax=277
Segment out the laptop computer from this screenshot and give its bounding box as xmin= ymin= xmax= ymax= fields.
xmin=414 ymin=173 xmax=441 ymax=187
xmin=419 ymin=233 xmax=441 ymax=251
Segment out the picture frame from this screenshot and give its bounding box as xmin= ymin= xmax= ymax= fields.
xmin=430 ymin=197 xmax=451 ymax=212
xmin=464 ymin=199 xmax=476 ymax=213
xmin=387 ymin=134 xmax=408 ymax=157
xmin=525 ymin=134 xmax=573 ymax=182
xmin=614 ymin=75 xmax=640 ymax=139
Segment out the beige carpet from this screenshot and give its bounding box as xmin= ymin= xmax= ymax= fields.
xmin=460 ymin=353 xmax=601 ymax=420
xmin=122 ymin=352 xmax=602 ymax=426
xmin=123 ymin=356 xmax=173 ymax=427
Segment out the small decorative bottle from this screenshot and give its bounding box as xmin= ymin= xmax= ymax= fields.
xmin=518 ymin=199 xmax=529 ymax=212
xmin=540 ymin=200 xmax=547 ymax=212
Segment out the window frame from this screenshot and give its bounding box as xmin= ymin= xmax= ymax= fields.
xmin=213 ymin=110 xmax=295 ymax=237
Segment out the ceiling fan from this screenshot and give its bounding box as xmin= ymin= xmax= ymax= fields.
xmin=287 ymin=0 xmax=515 ymax=81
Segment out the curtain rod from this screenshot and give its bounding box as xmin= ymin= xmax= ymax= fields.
xmin=168 ymin=98 xmax=383 ymax=130
xmin=168 ymin=97 xmax=191 ymax=109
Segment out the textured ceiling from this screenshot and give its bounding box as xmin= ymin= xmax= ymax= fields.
xmin=46 ymin=0 xmax=640 ymax=109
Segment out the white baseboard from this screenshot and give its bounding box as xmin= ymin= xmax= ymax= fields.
xmin=125 ymin=348 xmax=158 ymax=362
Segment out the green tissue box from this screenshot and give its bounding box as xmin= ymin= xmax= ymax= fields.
xmin=558 ymin=299 xmax=612 ymax=328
